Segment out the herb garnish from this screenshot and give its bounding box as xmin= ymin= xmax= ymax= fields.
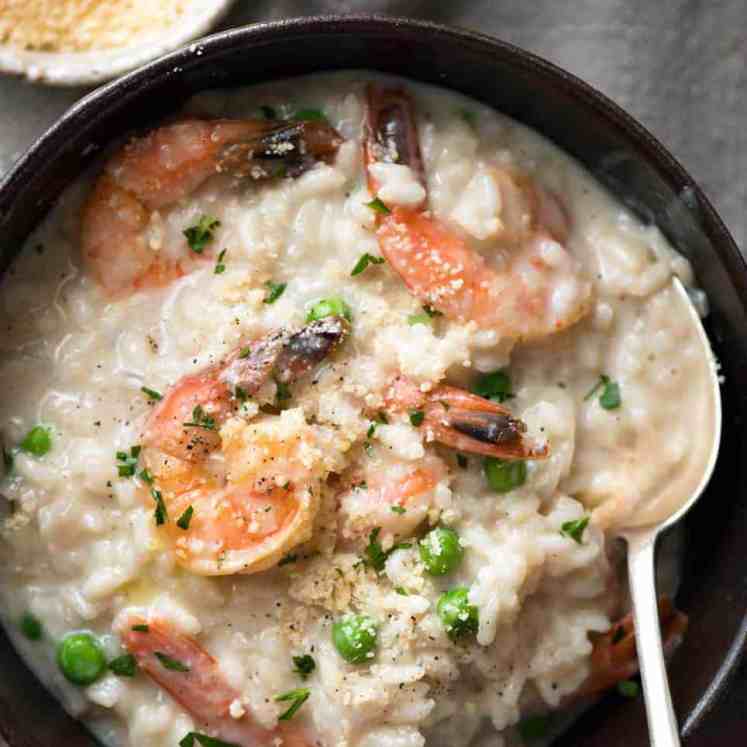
xmin=351 ymin=253 xmax=385 ymax=276
xmin=584 ymin=374 xmax=621 ymax=410
xmin=131 ymin=624 xmax=149 ymax=632
xmin=275 ymin=687 xmax=310 ymax=720
xmin=154 ymin=652 xmax=190 ymax=672
xmin=293 ymin=108 xmax=327 ymax=122
xmin=20 ymin=612 xmax=43 ymax=641
xmin=473 ymin=370 xmax=512 ymax=403
xmin=141 ymin=386 xmax=162 ymax=401
xmin=180 ymin=732 xmax=240 ymax=747
xmin=279 ymin=553 xmax=298 ymax=566
xmin=390 ymin=506 xmax=406 ymax=515
xmin=560 ymin=516 xmax=590 ymax=544
xmin=517 ymin=715 xmax=550 ymax=741
xmin=183 ymin=215 xmax=220 ymax=254
xmin=409 ymin=410 xmax=425 ymax=427
xmin=617 ymin=680 xmax=640 ymax=698
xmin=152 ymin=488 xmax=168 ymax=525
xmin=364 ymin=528 xmax=410 ymax=571
xmin=214 ymin=248 xmax=227 ymax=275
xmin=264 ymin=280 xmax=287 ymax=304
xmin=176 ymin=505 xmax=194 ymax=530
xmin=395 ymin=586 xmax=409 ymax=596
xmin=183 ymin=405 xmax=216 ymax=430
xmin=365 ymin=197 xmax=391 ymax=215
xmin=109 ymin=654 xmax=137 ymax=677
xmin=292 ymin=654 xmax=316 ymax=679
xmin=139 ymin=468 xmax=154 ymax=484
xmin=456 ymin=454 xmax=468 ymax=469
xmin=116 ymin=445 xmax=141 ymax=477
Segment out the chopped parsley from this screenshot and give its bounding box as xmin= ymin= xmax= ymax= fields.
xmin=138 ymin=468 xmax=154 ymax=484
xmin=459 ymin=108 xmax=478 ymax=127
xmin=141 ymin=386 xmax=162 ymax=401
xmin=3 ymin=445 xmax=14 ymax=473
xmin=456 ymin=454 xmax=468 ymax=469
xmin=409 ymin=410 xmax=425 ymax=427
xmin=422 ymin=305 xmax=442 ymax=318
xmin=293 ymin=108 xmax=327 ymax=122
xmin=183 ymin=405 xmax=216 ymax=430
xmin=395 ymin=586 xmax=409 ymax=596
xmin=365 ymin=197 xmax=391 ymax=215
xmin=263 ymin=280 xmax=287 ymax=304
xmin=275 ymin=379 xmax=292 ymax=403
xmin=279 ymin=553 xmax=298 ymax=566
xmin=238 ymin=346 xmax=252 ymax=359
xmin=617 ymin=680 xmax=640 ymax=698
xmin=407 ymin=312 xmax=432 ymax=326
xmin=351 ymin=252 xmax=385 ymax=276
xmin=364 ymin=528 xmax=410 ymax=571
xmin=292 ymin=654 xmax=316 ymax=679
xmin=275 ymin=687 xmax=310 ymax=720
xmin=131 ymin=624 xmax=149 ymax=633
xmin=390 ymin=506 xmax=406 ymax=515
xmin=213 ymin=248 xmax=227 ymax=274
xmin=183 ymin=215 xmax=220 ymax=254
xmin=473 ymin=370 xmax=512 ymax=403
xmin=116 ymin=445 xmax=141 ymax=478
xmin=517 ymin=715 xmax=550 ymax=741
xmin=176 ymin=505 xmax=194 ymax=530
xmin=611 ymin=625 xmax=626 ymax=645
xmin=109 ymin=654 xmax=137 ymax=677
xmin=20 ymin=612 xmax=43 ymax=641
xmin=584 ymin=374 xmax=621 ymax=410
xmin=560 ymin=516 xmax=590 ymax=544
xmin=154 ymin=652 xmax=190 ymax=672
xmin=152 ymin=488 xmax=168 ymax=525
xmin=20 ymin=425 xmax=51 ymax=457
xmin=259 ymin=105 xmax=277 ymax=120
xmin=180 ymin=733 xmax=240 ymax=747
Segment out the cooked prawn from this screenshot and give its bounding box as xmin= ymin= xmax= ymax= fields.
xmin=385 ymin=376 xmax=548 ymax=460
xmin=338 ymin=453 xmax=450 ymax=542
xmin=364 ymin=85 xmax=592 ymax=341
xmin=83 ymin=117 xmax=342 ymax=296
xmin=579 ymin=597 xmax=687 ymax=697
xmin=117 ymin=613 xmax=313 ymax=746
xmin=141 ymin=317 xmax=348 ymax=576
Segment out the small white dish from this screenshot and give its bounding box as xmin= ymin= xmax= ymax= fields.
xmin=0 ymin=0 xmax=235 ymax=87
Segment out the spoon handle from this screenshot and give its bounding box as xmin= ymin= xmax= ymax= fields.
xmin=627 ymin=531 xmax=680 ymax=747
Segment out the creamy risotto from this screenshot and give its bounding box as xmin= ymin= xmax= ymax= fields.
xmin=0 ymin=72 xmax=710 ymax=747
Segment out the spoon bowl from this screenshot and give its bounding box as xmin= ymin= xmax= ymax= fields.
xmin=620 ymin=276 xmax=722 ymax=746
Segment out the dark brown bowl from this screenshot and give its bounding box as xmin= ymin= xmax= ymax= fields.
xmin=0 ymin=14 xmax=745 ymax=747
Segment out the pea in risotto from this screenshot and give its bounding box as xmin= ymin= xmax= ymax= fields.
xmin=1 ymin=72 xmax=716 ymax=747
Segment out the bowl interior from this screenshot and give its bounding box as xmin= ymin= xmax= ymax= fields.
xmin=0 ymin=15 xmax=745 ymax=747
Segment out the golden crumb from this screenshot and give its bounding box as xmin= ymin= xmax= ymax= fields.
xmin=0 ymin=0 xmax=191 ymax=53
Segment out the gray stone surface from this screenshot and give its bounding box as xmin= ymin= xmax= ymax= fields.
xmin=0 ymin=2 xmax=744 ymax=745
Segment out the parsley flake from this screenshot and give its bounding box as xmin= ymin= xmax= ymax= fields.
xmin=154 ymin=652 xmax=190 ymax=672
xmin=176 ymin=505 xmax=194 ymax=530
xmin=560 ymin=516 xmax=590 ymax=544
xmin=365 ymin=197 xmax=391 ymax=215
xmin=409 ymin=410 xmax=425 ymax=427
xmin=351 ymin=253 xmax=385 ymax=276
xmin=293 ymin=108 xmax=327 ymax=122
xmin=390 ymin=506 xmax=406 ymax=515
xmin=109 ymin=654 xmax=137 ymax=677
xmin=264 ymin=280 xmax=287 ymax=304
xmin=131 ymin=624 xmax=149 ymax=632
xmin=214 ymin=248 xmax=227 ymax=274
xmin=183 ymin=215 xmax=220 ymax=254
xmin=152 ymin=488 xmax=168 ymax=525
xmin=180 ymin=732 xmax=240 ymax=747
xmin=584 ymin=374 xmax=621 ymax=410
xmin=141 ymin=386 xmax=162 ymax=401
xmin=275 ymin=687 xmax=310 ymax=720
xmin=183 ymin=405 xmax=216 ymax=430
xmin=116 ymin=445 xmax=140 ymax=478
xmin=292 ymin=654 xmax=316 ymax=679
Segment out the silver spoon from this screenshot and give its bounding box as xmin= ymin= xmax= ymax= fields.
xmin=618 ymin=277 xmax=722 ymax=746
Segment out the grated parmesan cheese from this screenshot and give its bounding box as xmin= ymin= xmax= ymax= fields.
xmin=0 ymin=0 xmax=193 ymax=53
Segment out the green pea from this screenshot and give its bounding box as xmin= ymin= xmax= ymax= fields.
xmin=437 ymin=587 xmax=479 ymax=641
xmin=20 ymin=426 xmax=52 ymax=457
xmin=484 ymin=457 xmax=526 ymax=493
xmin=332 ymin=614 xmax=378 ymax=664
xmin=57 ymin=632 xmax=106 ymax=686
xmin=419 ymin=527 xmax=464 ymax=576
xmin=306 ymin=297 xmax=352 ymax=323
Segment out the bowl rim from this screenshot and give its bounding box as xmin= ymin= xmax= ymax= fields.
xmin=0 ymin=11 xmax=745 ymax=742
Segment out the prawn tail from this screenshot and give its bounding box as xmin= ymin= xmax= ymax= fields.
xmin=364 ymin=84 xmax=426 ymax=191
xmin=424 ymin=385 xmax=549 ymax=460
xmin=579 ymin=597 xmax=688 ymax=698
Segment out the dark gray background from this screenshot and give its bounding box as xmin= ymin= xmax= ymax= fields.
xmin=0 ymin=0 xmax=744 ymax=743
